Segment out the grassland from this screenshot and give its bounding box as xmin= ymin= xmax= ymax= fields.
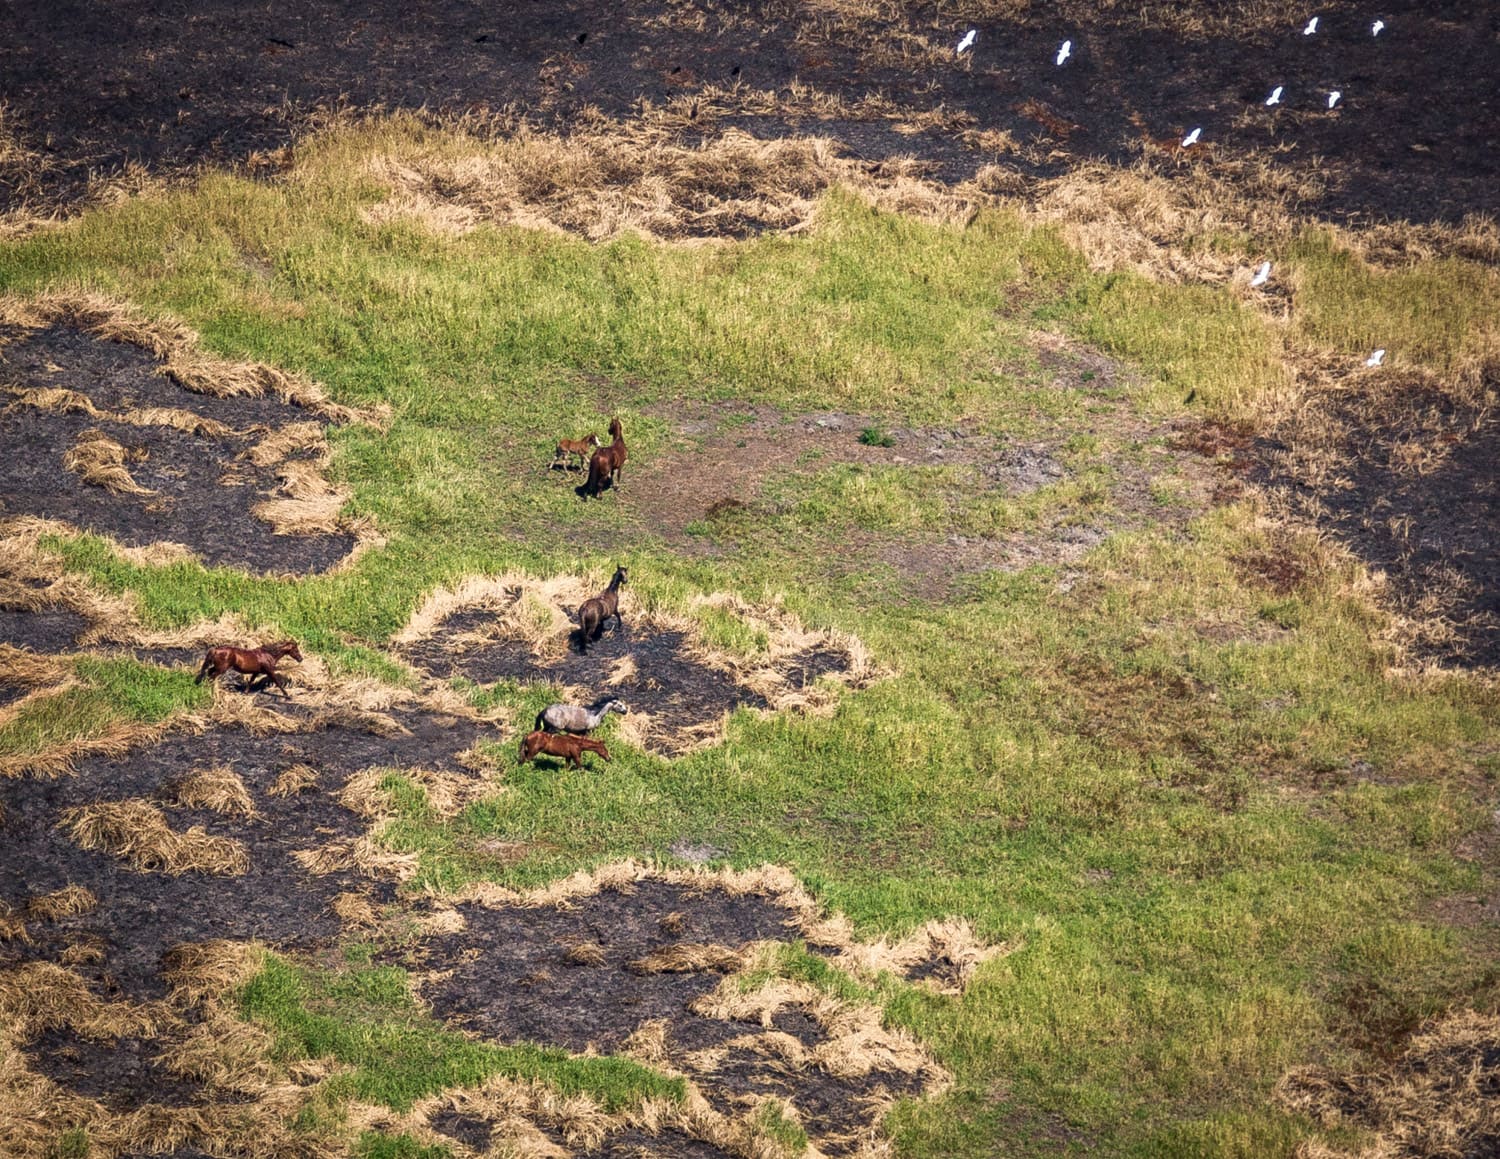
xmin=2 ymin=116 xmax=1497 ymax=1157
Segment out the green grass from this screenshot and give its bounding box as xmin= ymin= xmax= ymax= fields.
xmin=239 ymin=954 xmax=684 ymax=1113
xmin=2 ymin=117 xmax=1496 ymax=1158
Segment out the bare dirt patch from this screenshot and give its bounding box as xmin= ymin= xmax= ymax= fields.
xmin=0 ymin=299 xmax=379 ymax=574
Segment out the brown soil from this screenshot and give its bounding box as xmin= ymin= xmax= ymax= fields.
xmin=0 ymin=324 xmax=356 ymax=573
xmin=0 ymin=707 xmax=484 ymax=998
xmin=1 ymin=1 xmax=1495 ymax=227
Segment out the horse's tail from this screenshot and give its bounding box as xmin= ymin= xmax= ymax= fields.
xmin=194 ymin=652 xmax=211 ymax=684
xmin=534 ymin=709 xmax=546 ymax=732
xmin=578 ymin=601 xmax=599 ymax=650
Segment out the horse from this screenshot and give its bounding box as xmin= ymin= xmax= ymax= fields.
xmin=194 ymin=640 xmax=303 ymax=699
xmin=583 ymin=417 xmax=626 ymax=498
xmin=535 ymin=697 xmax=627 ymax=733
xmin=577 ymin=566 xmax=627 ymax=653
xmin=518 ymin=730 xmax=611 ymax=769
xmin=552 ymin=432 xmax=601 ymax=473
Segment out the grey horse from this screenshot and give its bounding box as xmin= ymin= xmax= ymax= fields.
xmin=534 ymin=696 xmax=628 ymax=734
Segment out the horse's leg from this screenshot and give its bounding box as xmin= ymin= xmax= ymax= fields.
xmin=273 ymin=670 xmax=291 ymax=699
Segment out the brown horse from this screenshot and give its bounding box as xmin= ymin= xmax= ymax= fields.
xmin=577 ymin=566 xmax=627 ymax=653
xmin=194 ymin=640 xmax=303 ymax=698
xmin=518 ymin=730 xmax=611 ymax=769
xmin=583 ymin=417 xmax=626 ymax=498
xmin=552 ymin=432 xmax=601 ymax=472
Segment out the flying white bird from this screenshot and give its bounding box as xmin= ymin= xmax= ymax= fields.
xmin=1328 ymin=90 xmax=1342 ymax=108
xmin=1056 ymin=39 xmax=1072 ymax=66
xmin=1181 ymin=127 xmax=1202 ymax=147
xmin=1266 ymin=86 xmax=1284 ymax=106
xmin=1251 ymin=261 xmax=1272 ymax=287
xmin=1372 ymin=19 xmax=1385 ymax=35
xmin=1365 ymin=349 xmax=1385 ymax=367
xmin=956 ymin=29 xmax=976 ymax=55
xmin=1303 ymin=16 xmax=1319 ymax=34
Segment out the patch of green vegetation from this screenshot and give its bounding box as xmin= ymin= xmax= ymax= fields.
xmin=1 ymin=117 xmax=1496 ymax=1159
xmin=240 ymin=954 xmax=683 ymax=1113
xmin=755 ymin=1100 xmax=810 ymax=1155
xmin=355 ymin=1133 xmax=453 ymax=1159
xmin=859 ymin=424 xmax=897 ymax=447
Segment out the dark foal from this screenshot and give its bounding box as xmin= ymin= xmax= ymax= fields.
xmin=577 ymin=565 xmax=627 ymax=653
xmin=583 ymin=417 xmax=626 ymax=498
xmin=194 ymin=640 xmax=303 ymax=698
xmin=518 ymin=729 xmax=611 ymax=769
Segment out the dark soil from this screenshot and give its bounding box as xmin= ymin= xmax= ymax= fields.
xmin=431 ymin=1110 xmax=494 ymax=1152
xmin=584 ymin=1128 xmax=738 ymax=1159
xmin=408 ymin=879 xmax=795 ymax=1052
xmin=406 ymin=878 xmax=925 ymax=1155
xmin=406 ymin=607 xmax=851 ymax=753
xmin=0 ymin=324 xmax=355 ymax=573
xmin=27 ymin=1025 xmax=207 ymax=1111
xmin=1 ymin=1 xmax=1494 ymax=225
xmin=0 ymin=709 xmax=486 ymax=998
xmin=1255 ymin=386 xmax=1500 ymax=667
xmin=0 ymin=608 xmax=89 ymax=654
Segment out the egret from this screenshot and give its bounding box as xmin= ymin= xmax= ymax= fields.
xmin=1251 ymin=261 xmax=1272 ymax=287
xmin=1365 ymin=349 xmax=1385 ymax=367
xmin=1372 ymin=19 xmax=1385 ymax=35
xmin=1328 ymin=90 xmax=1341 ymax=108
xmin=1304 ymin=16 xmax=1319 ymax=34
xmin=956 ymin=29 xmax=976 ymax=55
xmin=1266 ymin=86 xmax=1284 ymax=106
xmin=1056 ymin=39 xmax=1072 ymax=66
xmin=1181 ymin=127 xmax=1202 ymax=147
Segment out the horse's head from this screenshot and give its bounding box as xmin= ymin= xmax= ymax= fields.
xmin=609 ymin=417 xmax=623 ymax=439
xmin=587 ymin=433 xmax=602 ymax=448
xmin=612 ymin=565 xmax=628 ymax=587
xmin=279 ymin=640 xmax=303 ymax=663
xmin=606 ymin=699 xmax=628 ymax=716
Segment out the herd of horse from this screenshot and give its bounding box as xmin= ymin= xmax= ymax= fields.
xmin=193 ymin=419 xmax=635 ymax=770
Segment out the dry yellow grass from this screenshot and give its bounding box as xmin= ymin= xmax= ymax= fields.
xmin=23 ymin=885 xmax=97 ymax=922
xmin=626 ymin=943 xmax=748 ymax=975
xmin=363 ymin=114 xmax=974 ymax=244
xmin=62 ymin=428 xmax=156 ymax=496
xmin=166 ymin=764 xmax=257 ymax=817
xmin=268 ymin=763 xmax=319 ymax=797
xmin=59 ymin=799 xmax=251 ymax=875
xmin=161 ymin=939 xmax=265 ymax=1008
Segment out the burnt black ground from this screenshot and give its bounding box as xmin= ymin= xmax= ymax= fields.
xmin=0 ymin=324 xmax=355 ymax=573
xmin=1 ymin=0 xmax=1495 ymax=225
xmin=406 ymin=878 xmax=925 ymax=1155
xmin=408 ymin=879 xmax=796 ymax=1052
xmin=1255 ymin=387 xmax=1500 ymax=668
xmin=0 ymin=608 xmax=89 ymax=653
xmin=27 ymin=1025 xmax=209 ymax=1110
xmin=0 ymin=706 xmax=487 ymax=998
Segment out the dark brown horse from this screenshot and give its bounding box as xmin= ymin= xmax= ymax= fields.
xmin=552 ymin=432 xmax=601 ymax=472
xmin=577 ymin=565 xmax=627 ymax=653
xmin=583 ymin=417 xmax=626 ymax=498
xmin=519 ymin=729 xmax=611 ymax=769
xmin=194 ymin=640 xmax=303 ymax=698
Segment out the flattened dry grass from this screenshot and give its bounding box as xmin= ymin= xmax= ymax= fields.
xmin=59 ymin=799 xmax=251 ymax=876
xmin=364 ymin=114 xmax=974 ymax=243
xmin=61 ymin=429 xmax=155 ymax=496
xmin=166 ymin=764 xmax=257 ymax=817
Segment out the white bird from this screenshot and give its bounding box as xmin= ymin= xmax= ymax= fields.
xmin=1365 ymin=349 xmax=1385 ymax=367
xmin=956 ymin=29 xmax=976 ymax=55
xmin=1266 ymin=85 xmax=1284 ymax=106
xmin=1328 ymin=90 xmax=1342 ymax=108
xmin=1056 ymin=39 xmax=1072 ymax=66
xmin=1181 ymin=127 xmax=1202 ymax=147
xmin=1303 ymin=16 xmax=1319 ymax=34
xmin=1372 ymin=19 xmax=1385 ymax=35
xmin=1251 ymin=261 xmax=1272 ymax=287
